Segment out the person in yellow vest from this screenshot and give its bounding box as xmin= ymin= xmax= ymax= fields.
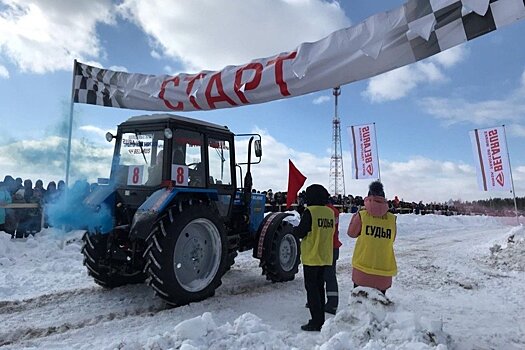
xmin=293 ymin=184 xmax=335 ymax=331
xmin=347 ymin=181 xmax=397 ymax=294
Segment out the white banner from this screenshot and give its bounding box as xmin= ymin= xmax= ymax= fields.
xmin=469 ymin=126 xmax=512 ymax=191
xmin=349 ymin=123 xmax=380 ymax=180
xmin=72 ymin=0 xmax=525 ymax=112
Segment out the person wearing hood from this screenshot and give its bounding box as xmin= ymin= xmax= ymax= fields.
xmin=293 ymin=184 xmax=335 ymax=332
xmin=347 ymin=181 xmax=397 ymax=294
xmin=0 ymin=181 xmax=12 ymax=233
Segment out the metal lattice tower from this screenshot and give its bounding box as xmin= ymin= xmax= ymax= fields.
xmin=329 ymin=87 xmax=345 ymax=196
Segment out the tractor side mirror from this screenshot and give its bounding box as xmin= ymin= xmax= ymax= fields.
xmin=105 ymin=132 xmax=115 ymax=142
xmin=254 ymin=140 xmax=262 ymax=157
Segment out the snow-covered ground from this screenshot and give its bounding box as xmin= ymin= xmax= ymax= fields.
xmin=1 ymin=214 xmax=524 ymax=350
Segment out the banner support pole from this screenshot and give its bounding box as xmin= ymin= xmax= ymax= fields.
xmin=65 ymin=59 xmax=77 ymax=187
xmin=373 ymin=122 xmax=381 ymax=182
xmin=502 ymin=125 xmax=519 ymax=225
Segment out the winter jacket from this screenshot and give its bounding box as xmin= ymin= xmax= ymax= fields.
xmin=347 ymin=195 xmax=397 ymax=290
xmin=0 ymin=186 xmax=12 ymax=225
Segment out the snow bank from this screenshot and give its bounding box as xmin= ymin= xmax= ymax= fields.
xmin=107 ymin=288 xmax=450 ymax=350
xmin=485 ymin=225 xmax=525 ymax=271
xmin=0 ymin=229 xmax=91 ymax=300
xmin=108 ymin=312 xmax=289 ymax=350
xmin=396 ymin=214 xmax=502 ymax=236
xmin=320 ymin=288 xmax=449 ymax=350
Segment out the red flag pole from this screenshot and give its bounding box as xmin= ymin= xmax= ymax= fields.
xmin=286 ymin=160 xmax=307 ymax=209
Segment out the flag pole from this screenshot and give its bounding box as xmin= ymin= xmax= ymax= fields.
xmin=65 ymin=59 xmax=77 ymax=187
xmin=373 ymin=122 xmax=381 ymax=182
xmin=502 ymin=125 xmax=519 ymax=225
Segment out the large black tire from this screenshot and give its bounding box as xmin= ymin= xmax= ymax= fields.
xmin=82 ymin=232 xmax=146 ymax=288
xmin=225 ymin=235 xmax=239 ymax=271
xmin=144 ymin=202 xmax=228 ymax=306
xmin=262 ymin=220 xmax=300 ymax=282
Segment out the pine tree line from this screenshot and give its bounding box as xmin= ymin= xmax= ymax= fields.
xmin=466 ymin=197 xmax=525 ymax=210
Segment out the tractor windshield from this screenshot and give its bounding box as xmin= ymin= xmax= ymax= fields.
xmin=113 ymin=130 xmax=165 ymax=186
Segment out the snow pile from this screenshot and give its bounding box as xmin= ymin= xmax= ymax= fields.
xmin=396 ymin=214 xmax=501 ymax=236
xmin=319 ymin=287 xmax=449 ymax=350
xmin=486 ymin=225 xmax=525 ymax=271
xmin=107 ymin=288 xmax=450 ymax=350
xmin=108 ymin=312 xmax=289 ymax=350
xmin=0 ymin=229 xmax=90 ymax=300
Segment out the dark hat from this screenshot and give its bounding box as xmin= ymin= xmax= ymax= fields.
xmin=368 ymin=181 xmax=385 ymax=198
xmin=305 ymin=184 xmax=330 ymax=206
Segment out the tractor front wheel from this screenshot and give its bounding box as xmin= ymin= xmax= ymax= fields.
xmin=262 ymin=219 xmax=300 ymax=282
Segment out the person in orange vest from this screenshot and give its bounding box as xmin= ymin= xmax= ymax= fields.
xmin=347 ymin=181 xmax=397 ymax=295
xmin=293 ymin=184 xmax=335 ymax=332
xmin=393 ymin=195 xmax=400 ymax=208
xmin=325 ymin=199 xmax=342 ymax=314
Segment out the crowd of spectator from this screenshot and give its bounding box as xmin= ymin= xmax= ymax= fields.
xmin=255 ymin=188 xmax=459 ymax=215
xmin=0 ymin=175 xmax=95 ymax=238
xmin=2 ymin=178 xmax=517 ymax=239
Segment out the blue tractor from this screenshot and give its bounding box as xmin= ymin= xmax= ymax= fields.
xmin=81 ymin=114 xmax=300 ymax=305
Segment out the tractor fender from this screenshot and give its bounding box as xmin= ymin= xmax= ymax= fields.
xmin=129 ymin=187 xmax=219 ymax=240
xmin=252 ymin=212 xmax=293 ymax=260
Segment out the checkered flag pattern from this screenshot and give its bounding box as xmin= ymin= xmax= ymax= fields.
xmin=73 ymin=63 xmax=122 ymax=108
xmin=404 ymin=0 xmax=525 ymax=61
xmin=72 ymin=0 xmax=525 ymax=112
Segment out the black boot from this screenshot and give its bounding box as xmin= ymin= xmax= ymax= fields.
xmin=301 ymin=321 xmax=321 ymax=332
xmin=324 ymin=304 xmax=337 ymax=315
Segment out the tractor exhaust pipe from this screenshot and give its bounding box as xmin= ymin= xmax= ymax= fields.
xmin=243 ymin=137 xmax=254 ymax=207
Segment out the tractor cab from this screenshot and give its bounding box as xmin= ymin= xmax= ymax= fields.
xmin=100 ymin=114 xmax=262 ymax=237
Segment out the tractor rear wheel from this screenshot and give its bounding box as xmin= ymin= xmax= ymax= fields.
xmin=144 ymin=203 xmax=227 ymax=305
xmin=262 ymin=220 xmax=300 ymax=282
xmin=82 ymin=232 xmax=146 ymax=288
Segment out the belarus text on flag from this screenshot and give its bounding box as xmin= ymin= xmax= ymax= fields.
xmin=348 ymin=124 xmax=380 ymax=180
xmin=469 ymin=126 xmax=512 ymax=192
xmin=73 ymin=0 xmax=525 ymax=112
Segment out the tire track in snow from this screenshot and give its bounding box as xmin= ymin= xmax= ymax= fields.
xmin=0 ymin=302 xmax=167 ymax=347
xmin=0 ymin=287 xmax=98 ymax=315
xmin=0 ymin=259 xmax=299 ymax=348
xmin=0 ymin=284 xmax=169 ymax=347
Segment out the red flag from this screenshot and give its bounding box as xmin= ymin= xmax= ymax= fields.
xmin=286 ymin=159 xmax=307 ymax=209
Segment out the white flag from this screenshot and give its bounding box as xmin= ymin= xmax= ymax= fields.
xmin=348 ymin=124 xmax=380 ymax=180
xmin=73 ymin=0 xmax=525 ymax=112
xmin=469 ymin=126 xmax=512 ymax=191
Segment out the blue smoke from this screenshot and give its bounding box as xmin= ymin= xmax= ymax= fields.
xmin=46 ymin=180 xmax=114 ymax=234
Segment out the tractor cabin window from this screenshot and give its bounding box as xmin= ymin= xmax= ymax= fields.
xmin=171 ymin=129 xmax=204 ymax=187
xmin=116 ymin=130 xmax=165 ymax=186
xmin=208 ymin=138 xmax=232 ymax=186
